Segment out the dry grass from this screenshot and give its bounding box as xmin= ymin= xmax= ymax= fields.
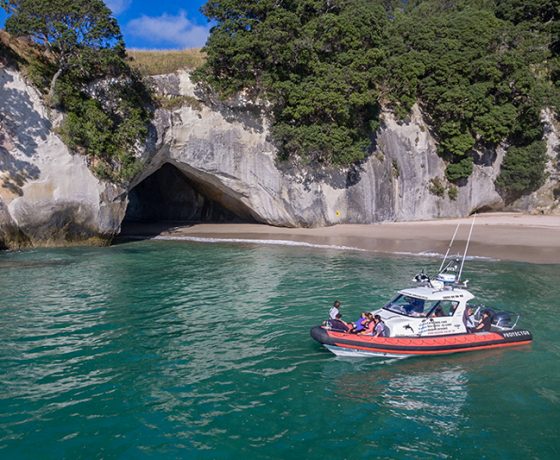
xmin=0 ymin=30 xmax=56 ymax=92
xmin=127 ymin=48 xmax=206 ymax=76
xmin=0 ymin=30 xmax=43 ymax=66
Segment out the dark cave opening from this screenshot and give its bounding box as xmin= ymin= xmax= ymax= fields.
xmin=120 ymin=163 xmax=255 ymax=235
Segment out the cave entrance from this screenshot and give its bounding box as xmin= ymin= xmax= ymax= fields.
xmin=120 ymin=162 xmax=255 ymax=236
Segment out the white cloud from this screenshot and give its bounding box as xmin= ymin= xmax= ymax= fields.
xmin=125 ymin=10 xmax=210 ymax=49
xmin=105 ymin=0 xmax=132 ymax=15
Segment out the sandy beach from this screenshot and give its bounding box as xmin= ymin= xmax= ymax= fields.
xmin=120 ymin=213 xmax=560 ymax=264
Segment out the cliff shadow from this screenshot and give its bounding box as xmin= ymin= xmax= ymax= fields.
xmin=194 ymin=85 xmax=267 ymax=134
xmin=0 ymin=70 xmax=51 ymax=157
xmin=0 ymin=131 xmax=40 ymax=196
xmin=0 ymin=69 xmax=49 ymax=195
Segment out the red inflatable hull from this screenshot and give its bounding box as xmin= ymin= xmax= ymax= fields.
xmin=310 ymin=326 xmax=532 ymax=357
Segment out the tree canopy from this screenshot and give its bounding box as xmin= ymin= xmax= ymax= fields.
xmin=197 ymin=0 xmax=560 ymax=199
xmin=2 ymin=0 xmax=152 ymax=182
xmin=4 ymin=0 xmax=124 ymax=100
xmin=195 ymin=0 xmax=387 ymax=165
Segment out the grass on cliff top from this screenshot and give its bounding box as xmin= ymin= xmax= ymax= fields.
xmin=0 ymin=30 xmax=45 ymax=68
xmin=0 ymin=30 xmax=57 ymax=93
xmin=127 ymin=49 xmax=205 ymax=76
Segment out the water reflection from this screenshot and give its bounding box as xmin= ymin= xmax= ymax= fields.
xmin=329 ymin=349 xmax=515 ymax=438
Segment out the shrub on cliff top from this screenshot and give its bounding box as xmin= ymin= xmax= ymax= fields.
xmin=4 ymin=0 xmax=124 ymax=102
xmin=196 ymin=0 xmax=556 ymax=196
xmin=384 ymin=1 xmax=550 ymax=183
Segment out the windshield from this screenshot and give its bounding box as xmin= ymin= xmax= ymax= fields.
xmin=383 ymin=294 xmax=459 ymax=318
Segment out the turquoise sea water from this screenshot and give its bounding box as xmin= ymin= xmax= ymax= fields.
xmin=1 ymin=240 xmax=559 ymax=459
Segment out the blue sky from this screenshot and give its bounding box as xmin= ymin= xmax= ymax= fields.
xmin=0 ymin=0 xmax=212 ymax=49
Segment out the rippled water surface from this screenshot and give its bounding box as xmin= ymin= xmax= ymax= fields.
xmin=1 ymin=241 xmax=559 ymax=459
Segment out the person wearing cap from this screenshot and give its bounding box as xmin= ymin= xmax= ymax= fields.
xmin=329 ymin=300 xmax=342 ymax=320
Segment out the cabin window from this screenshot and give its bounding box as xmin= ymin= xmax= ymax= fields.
xmin=383 ymin=295 xmax=427 ymax=317
xmin=383 ymin=295 xmax=459 ymax=318
xmin=426 ymin=300 xmax=460 ymax=317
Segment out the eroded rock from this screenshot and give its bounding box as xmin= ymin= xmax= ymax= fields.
xmin=1 ymin=66 xmax=558 ymax=248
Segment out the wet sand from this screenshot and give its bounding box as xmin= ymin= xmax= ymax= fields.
xmin=119 ymin=213 xmax=560 ymax=264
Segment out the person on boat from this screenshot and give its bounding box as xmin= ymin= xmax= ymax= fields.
xmin=372 ymin=315 xmax=387 ymax=337
xmin=326 ymin=313 xmax=351 ymax=332
xmin=430 ymin=305 xmax=445 ymax=317
xmin=464 ymin=306 xmax=476 ymax=331
xmin=404 ymin=297 xmax=424 ymax=316
xmin=329 ymin=300 xmax=342 ymax=320
xmin=471 ymin=310 xmax=493 ymax=332
xmin=360 ymin=314 xmax=386 ymax=337
xmin=350 ymin=312 xmax=370 ymax=333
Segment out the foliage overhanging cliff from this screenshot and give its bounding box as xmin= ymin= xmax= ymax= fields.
xmin=1 ymin=0 xmax=559 ymax=203
xmin=194 ymin=0 xmax=560 ymax=201
xmin=1 ymin=0 xmax=153 ymax=182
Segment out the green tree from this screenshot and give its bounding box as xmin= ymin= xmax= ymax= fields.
xmin=496 ymin=141 xmax=548 ymax=200
xmin=3 ymin=0 xmax=124 ymax=103
xmin=384 ymin=1 xmax=552 ymax=183
xmin=195 ymin=0 xmax=387 ymax=165
xmin=2 ymin=0 xmax=152 ymax=182
xmin=0 ymin=1 xmax=18 ymax=13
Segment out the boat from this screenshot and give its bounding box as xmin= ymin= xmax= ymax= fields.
xmin=310 ymin=218 xmax=533 ymax=358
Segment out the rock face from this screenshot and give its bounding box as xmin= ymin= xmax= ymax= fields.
xmin=1 ymin=66 xmax=559 ymax=248
xmin=0 ymin=66 xmax=127 ymax=248
xmin=139 ymin=71 xmax=558 ymax=227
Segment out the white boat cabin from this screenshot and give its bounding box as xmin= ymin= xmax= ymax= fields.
xmin=373 ymin=286 xmax=475 ymax=337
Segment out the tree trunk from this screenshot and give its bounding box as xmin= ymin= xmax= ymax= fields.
xmin=47 ymin=67 xmax=64 ymax=107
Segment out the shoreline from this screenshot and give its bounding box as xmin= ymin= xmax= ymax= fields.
xmin=119 ymin=213 xmax=560 ymax=264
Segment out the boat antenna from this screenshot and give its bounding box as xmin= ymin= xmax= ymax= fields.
xmin=458 ymin=214 xmax=476 ymax=282
xmin=439 ymin=223 xmax=460 ymax=272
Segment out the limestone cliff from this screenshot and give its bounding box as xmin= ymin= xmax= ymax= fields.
xmin=0 ymin=65 xmax=559 ymax=248
xmin=140 ymin=71 xmax=559 ymax=226
xmin=0 ymin=66 xmax=127 ymax=248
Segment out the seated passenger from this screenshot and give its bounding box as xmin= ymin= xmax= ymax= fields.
xmin=471 ymin=310 xmax=492 ymax=333
xmin=431 ymin=306 xmax=444 ymax=317
xmin=404 ymin=298 xmax=424 ymax=316
xmin=350 ymin=312 xmax=370 ymax=333
xmin=372 ymin=315 xmax=387 ymax=337
xmin=358 ymin=313 xmax=375 ymax=335
xmin=360 ymin=314 xmax=386 ymax=337
xmin=327 ymin=313 xmax=351 ymax=332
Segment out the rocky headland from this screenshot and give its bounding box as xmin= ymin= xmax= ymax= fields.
xmin=1 ymin=64 xmax=559 ymax=249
